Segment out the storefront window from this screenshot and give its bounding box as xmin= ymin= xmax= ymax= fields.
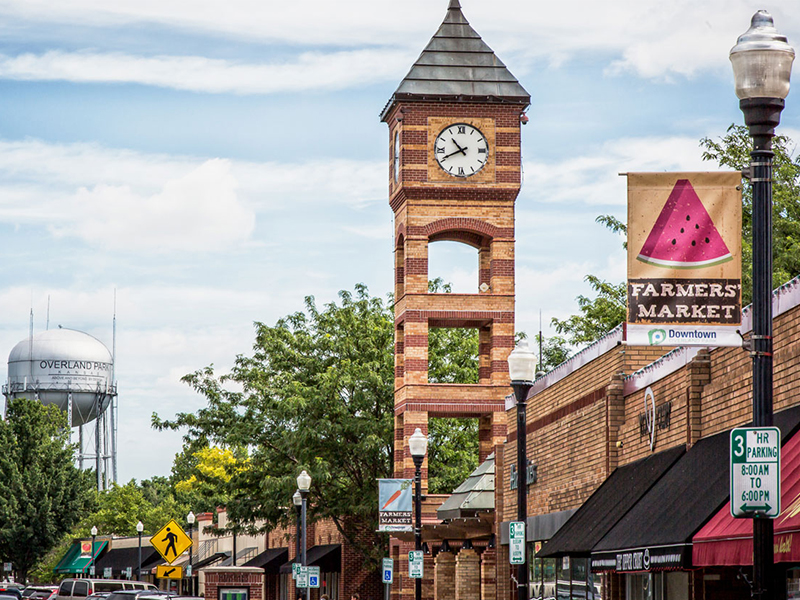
xmin=557 ymin=557 xmax=570 ymax=600
xmin=789 ymin=568 xmax=800 ymax=600
xmin=625 ymin=572 xmax=687 ymax=600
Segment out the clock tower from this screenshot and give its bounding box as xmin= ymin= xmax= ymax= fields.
xmin=381 ymin=0 xmax=529 ymax=586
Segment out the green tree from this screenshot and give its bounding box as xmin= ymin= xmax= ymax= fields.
xmin=0 ymin=399 xmax=95 ymax=582
xmin=701 ymin=124 xmax=800 ymax=305
xmin=551 ymin=275 xmax=626 ymax=345
xmin=154 ymin=284 xmax=396 ymax=567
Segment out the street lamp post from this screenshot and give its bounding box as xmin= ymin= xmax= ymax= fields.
xmin=297 ymin=470 xmax=312 ymax=600
xmin=508 ymin=339 xmax=537 ymax=600
xmin=90 ymin=526 xmax=98 ymax=577
xmin=730 ymin=12 xmax=794 ymax=600
xmin=136 ymin=521 xmax=144 ymax=581
xmin=408 ymin=427 xmax=428 ymax=600
xmin=187 ymin=511 xmax=195 ymax=595
xmin=292 ymin=490 xmax=302 ymax=600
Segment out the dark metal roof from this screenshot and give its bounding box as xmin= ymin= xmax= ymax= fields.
xmin=537 ymin=445 xmax=685 ymax=558
xmin=278 ymin=544 xmax=341 ymax=574
xmin=437 ymin=452 xmax=495 ymax=521
xmin=243 ymin=547 xmax=288 ymax=574
xmin=381 ymin=0 xmax=529 ymax=120
xmin=94 ymin=547 xmax=162 ymax=573
xmin=591 ymin=404 xmax=800 ymax=567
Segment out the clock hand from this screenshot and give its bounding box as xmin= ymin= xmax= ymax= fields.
xmin=451 ymin=138 xmax=468 ymax=155
xmin=442 ymin=146 xmax=469 ymax=159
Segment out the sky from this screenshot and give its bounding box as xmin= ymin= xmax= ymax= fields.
xmin=0 ymin=0 xmax=798 ymax=483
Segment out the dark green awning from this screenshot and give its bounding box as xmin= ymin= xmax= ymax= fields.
xmin=54 ymin=540 xmax=108 ymax=574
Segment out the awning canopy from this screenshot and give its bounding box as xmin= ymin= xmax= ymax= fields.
xmin=279 ymin=545 xmax=341 ymax=574
xmin=95 ymin=547 xmax=161 ymax=576
xmin=538 ymin=445 xmax=685 ymax=558
xmin=54 ymin=540 xmax=108 ymax=574
xmin=437 ymin=453 xmax=494 ymax=521
xmin=243 ymin=547 xmax=288 ymax=574
xmin=591 ymin=404 xmax=800 ymax=573
xmin=194 ymin=551 xmax=229 ymax=570
xmin=694 ymin=426 xmax=800 ymax=566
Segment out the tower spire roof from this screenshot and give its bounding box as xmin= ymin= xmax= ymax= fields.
xmin=381 ymin=0 xmax=529 ymax=120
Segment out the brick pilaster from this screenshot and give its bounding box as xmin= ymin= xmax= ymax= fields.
xmin=433 ymin=551 xmax=455 ymax=600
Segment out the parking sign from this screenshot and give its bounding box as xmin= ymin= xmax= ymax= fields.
xmin=308 ymin=566 xmax=320 ymax=589
xmin=382 ymin=558 xmax=393 ymax=584
xmin=408 ymin=551 xmax=423 ymax=578
xmin=509 ymin=521 xmax=526 ymax=565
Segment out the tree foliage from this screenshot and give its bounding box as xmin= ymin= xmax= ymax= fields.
xmin=0 ymin=399 xmax=95 ymax=582
xmin=154 ymin=284 xmax=396 ymax=567
xmin=550 ymin=275 xmax=626 ymax=345
xmin=700 ymin=124 xmax=800 ymax=305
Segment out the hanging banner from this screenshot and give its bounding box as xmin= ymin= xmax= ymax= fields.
xmin=626 ymin=172 xmax=742 ymax=347
xmin=378 ymin=479 xmax=413 ymax=532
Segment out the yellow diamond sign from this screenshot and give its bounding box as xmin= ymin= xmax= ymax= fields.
xmin=150 ymin=519 xmax=192 ymax=564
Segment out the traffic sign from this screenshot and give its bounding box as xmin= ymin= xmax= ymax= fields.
xmin=156 ymin=565 xmax=184 ymax=579
xmin=408 ymin=550 xmax=423 ymax=578
xmin=186 ymin=564 xmax=192 ymax=577
xmin=292 ymin=563 xmax=299 ymax=580
xmin=509 ymin=521 xmax=526 ymax=564
xmin=150 ymin=519 xmax=193 ymax=564
xmin=89 ymin=566 xmax=96 ymax=576
xmin=731 ymin=427 xmax=781 ymax=518
xmin=3 ymin=563 xmax=11 ymax=572
xmin=296 ymin=566 xmax=308 ymax=588
xmin=307 ymin=566 xmax=320 ymax=589
xmin=382 ymin=558 xmax=393 ymax=584
xmin=104 ymin=567 xmax=112 ymax=579
xmin=125 ymin=567 xmax=132 ymax=579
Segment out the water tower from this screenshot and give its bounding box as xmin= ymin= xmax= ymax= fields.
xmin=2 ymin=327 xmax=118 ymax=490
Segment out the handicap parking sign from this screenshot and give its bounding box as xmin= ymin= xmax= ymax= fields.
xmin=382 ymin=558 xmax=393 ymax=584
xmin=308 ymin=566 xmax=320 ymax=589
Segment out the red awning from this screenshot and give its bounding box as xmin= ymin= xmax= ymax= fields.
xmin=693 ymin=429 xmax=800 ymax=566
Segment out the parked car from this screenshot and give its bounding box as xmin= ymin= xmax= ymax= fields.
xmin=56 ymin=580 xmax=157 ymax=600
xmin=22 ymin=587 xmax=57 ymax=600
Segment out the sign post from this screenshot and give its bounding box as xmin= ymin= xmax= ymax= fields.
xmin=509 ymin=521 xmax=526 ymax=565
xmin=408 ymin=550 xmax=423 ymax=579
xmin=730 ymin=427 xmax=780 ymax=518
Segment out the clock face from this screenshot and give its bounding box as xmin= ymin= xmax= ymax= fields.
xmin=393 ymin=131 xmax=400 ymax=183
xmin=434 ymin=123 xmax=489 ymax=178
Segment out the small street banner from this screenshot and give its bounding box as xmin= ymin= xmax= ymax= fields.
xmin=80 ymin=541 xmax=92 ymax=558
xmin=150 ymin=519 xmax=193 ymax=564
xmin=731 ymin=427 xmax=780 ymax=518
xmin=378 ymin=479 xmax=413 ymax=532
xmin=156 ymin=565 xmax=184 ymax=580
xmin=625 ymin=172 xmax=742 ymax=347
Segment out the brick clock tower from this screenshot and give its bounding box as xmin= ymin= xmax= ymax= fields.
xmin=381 ymin=0 xmax=529 ymax=596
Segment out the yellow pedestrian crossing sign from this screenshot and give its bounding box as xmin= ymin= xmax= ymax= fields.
xmin=156 ymin=565 xmax=184 ymax=580
xmin=150 ymin=519 xmax=192 ymax=564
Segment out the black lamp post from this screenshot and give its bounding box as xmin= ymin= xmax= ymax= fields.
xmin=408 ymin=427 xmax=428 ymax=600
xmin=730 ymin=12 xmax=794 ymax=600
xmin=187 ymin=511 xmax=195 ymax=595
xmin=292 ymin=490 xmax=303 ymax=600
xmin=90 ymin=526 xmax=98 ymax=577
xmin=136 ymin=521 xmax=143 ymax=581
xmin=297 ymin=470 xmax=312 ymax=600
xmin=508 ymin=340 xmax=537 ymax=600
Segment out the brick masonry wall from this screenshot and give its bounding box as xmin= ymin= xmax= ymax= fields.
xmin=204 ymin=568 xmax=264 ymax=600
xmin=454 ymin=549 xmax=480 ymax=600
xmin=433 ymin=551 xmax=455 ymax=600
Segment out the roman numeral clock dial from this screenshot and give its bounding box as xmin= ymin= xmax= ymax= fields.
xmin=434 ymin=123 xmax=489 ymax=178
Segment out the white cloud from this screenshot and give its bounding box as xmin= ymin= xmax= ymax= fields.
xmin=48 ymin=159 xmax=254 ymax=253
xmin=0 ymin=49 xmax=414 ymax=94
xmin=0 ymin=138 xmax=386 ymax=253
xmin=1 ymin=1 xmax=797 ymax=85
xmin=525 ymin=135 xmax=712 ymax=207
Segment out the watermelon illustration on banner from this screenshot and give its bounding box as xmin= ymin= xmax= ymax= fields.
xmin=626 ymin=172 xmax=742 ymax=348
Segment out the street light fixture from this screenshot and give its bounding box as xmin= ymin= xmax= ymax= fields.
xmin=296 ymin=471 xmax=311 ymax=600
xmin=408 ymin=427 xmax=428 ymax=600
xmin=136 ymin=521 xmax=144 ymax=581
xmin=292 ymin=490 xmax=302 ymax=568
xmin=508 ymin=339 xmax=537 ymax=600
xmin=187 ymin=512 xmax=195 ymax=595
xmin=90 ymin=526 xmax=98 ymax=577
xmin=731 ymin=11 xmax=794 ymax=600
